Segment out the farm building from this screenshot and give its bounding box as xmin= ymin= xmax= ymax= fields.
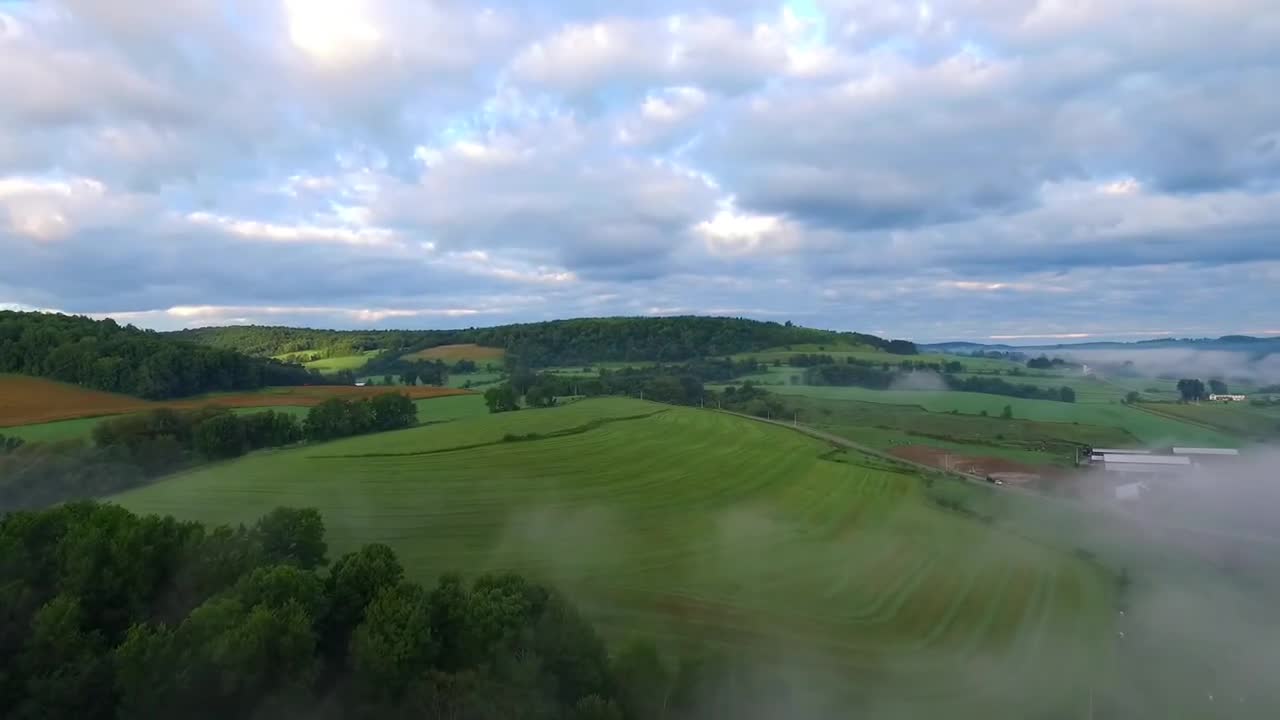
xmin=1208 ymin=394 xmax=1247 ymax=402
xmin=1091 ymin=453 xmax=1191 ymax=466
xmin=1171 ymin=447 xmax=1240 ymax=457
xmin=1088 ymin=453 xmax=1193 ymax=478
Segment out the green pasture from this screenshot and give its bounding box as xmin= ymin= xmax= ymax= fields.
xmin=1136 ymin=401 xmax=1280 ymax=441
xmin=2 ymin=416 xmax=107 ymax=443
xmin=446 ymin=371 xmax=505 ymax=389
xmin=304 ymin=350 xmax=381 ymax=373
xmin=2 ymin=399 xmax=481 ymax=445
xmin=113 ymin=398 xmax=1115 ymax=717
xmin=413 ymin=394 xmax=489 ymax=422
xmin=1 ymin=405 xmax=312 ymax=444
xmin=946 ymin=372 xmax=1120 ymax=404
xmin=734 ymin=384 xmax=1238 ymax=446
xmin=772 ymin=395 xmax=1130 ymax=465
xmin=731 ymin=345 xmax=1024 ymax=373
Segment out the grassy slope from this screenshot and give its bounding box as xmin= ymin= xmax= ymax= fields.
xmin=304 ymin=350 xmax=382 ymax=373
xmin=406 ymin=343 xmax=506 ymax=364
xmin=113 ymin=398 xmax=1113 ymax=717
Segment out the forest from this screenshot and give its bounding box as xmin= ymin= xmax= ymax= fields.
xmin=0 ymin=502 xmax=810 ymax=720
xmin=172 ymin=317 xmax=917 ymax=368
xmin=0 ymin=312 xmax=316 ymax=399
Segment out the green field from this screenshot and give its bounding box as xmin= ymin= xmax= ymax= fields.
xmin=768 ymin=395 xmax=1133 ymax=467
xmin=1136 ymin=401 xmax=1280 ymax=441
xmin=730 ymin=345 xmax=1025 ymax=373
xmin=4 ymin=400 xmax=480 ymax=445
xmin=739 ymin=384 xmax=1237 ymax=446
xmin=113 ymin=398 xmax=1116 ymax=716
xmin=446 ymin=371 xmax=505 ymax=389
xmin=272 ymin=349 xmax=383 ymax=374
xmin=413 ymin=393 xmax=489 ymax=422
xmin=304 ymin=350 xmax=382 ymax=373
xmin=2 ymin=405 xmax=313 ymax=443
xmin=3 ymin=415 xmax=109 ymax=443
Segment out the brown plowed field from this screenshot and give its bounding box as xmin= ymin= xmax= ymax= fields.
xmin=0 ymin=375 xmax=470 ymax=427
xmin=889 ymin=445 xmax=1043 ymax=478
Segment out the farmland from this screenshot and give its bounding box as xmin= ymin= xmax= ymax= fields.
xmin=770 ymin=394 xmax=1133 ymax=468
xmin=113 ymin=398 xmax=1116 ymax=717
xmin=404 ymin=343 xmax=506 ymax=365
xmin=303 ymin=350 xmax=382 ymax=373
xmin=0 ymin=374 xmax=154 ymax=426
xmin=737 ymin=383 xmax=1238 ymax=446
xmin=1136 ymin=401 xmax=1280 ymax=441
xmin=0 ymin=374 xmax=470 ymax=427
xmin=729 ymin=344 xmax=1026 ymax=373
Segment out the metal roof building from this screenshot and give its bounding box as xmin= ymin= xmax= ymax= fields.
xmin=1093 ymin=448 xmax=1152 ymax=455
xmin=1172 ymin=447 xmax=1240 ymax=456
xmin=1097 ymin=454 xmax=1192 ymax=466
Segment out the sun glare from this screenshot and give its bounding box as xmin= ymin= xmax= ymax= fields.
xmin=283 ymin=0 xmax=380 ymax=64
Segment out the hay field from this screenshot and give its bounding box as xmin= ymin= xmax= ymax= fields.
xmin=113 ymin=398 xmax=1115 ymax=717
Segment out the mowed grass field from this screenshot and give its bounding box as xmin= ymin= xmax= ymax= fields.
xmin=0 ymin=374 xmax=471 ymax=428
xmin=113 ymin=398 xmax=1115 ymax=717
xmin=405 ymin=343 xmax=506 ymax=365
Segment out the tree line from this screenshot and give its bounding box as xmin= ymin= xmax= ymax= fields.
xmin=0 ymin=311 xmax=319 ymax=399
xmin=170 ymin=316 xmax=917 ymax=369
xmin=0 ymin=393 xmax=418 ymax=513
xmin=1 ymin=502 xmax=842 ymax=720
xmin=1175 ymin=378 xmax=1237 ymax=401
xmin=945 ymin=375 xmax=1077 ymax=403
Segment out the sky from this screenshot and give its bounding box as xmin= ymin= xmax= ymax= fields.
xmin=1 ymin=0 xmax=1278 ymax=343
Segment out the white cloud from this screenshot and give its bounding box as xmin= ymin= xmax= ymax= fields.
xmin=185 ymin=211 xmax=399 ymax=247
xmin=0 ymin=0 xmax=1276 ymax=339
xmin=695 ymin=200 xmax=796 ymax=256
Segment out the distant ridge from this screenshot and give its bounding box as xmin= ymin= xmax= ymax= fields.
xmin=922 ymin=336 xmax=1280 ymax=354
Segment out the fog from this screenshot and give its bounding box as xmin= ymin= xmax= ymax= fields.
xmin=1053 ymin=348 xmax=1280 ymax=385
xmin=888 ymin=369 xmax=948 ymax=391
xmin=1079 ymin=446 xmax=1280 ymax=717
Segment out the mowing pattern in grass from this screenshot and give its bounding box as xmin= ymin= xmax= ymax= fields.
xmin=114 ymin=398 xmax=1113 ymax=716
xmin=405 ymin=343 xmax=506 ymax=364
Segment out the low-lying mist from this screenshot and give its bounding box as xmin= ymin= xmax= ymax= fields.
xmin=1057 ymin=348 xmax=1280 ymax=385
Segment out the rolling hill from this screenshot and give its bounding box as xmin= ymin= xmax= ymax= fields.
xmin=113 ymin=398 xmax=1115 ymax=717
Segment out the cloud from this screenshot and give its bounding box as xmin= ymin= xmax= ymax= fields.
xmin=0 ymin=0 xmax=1276 ymax=339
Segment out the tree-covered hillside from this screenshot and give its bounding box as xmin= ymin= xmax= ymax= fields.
xmin=172 ymin=316 xmax=915 ymax=368
xmin=0 ymin=312 xmax=314 ymax=399
xmin=169 ymin=326 xmax=441 ymax=359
